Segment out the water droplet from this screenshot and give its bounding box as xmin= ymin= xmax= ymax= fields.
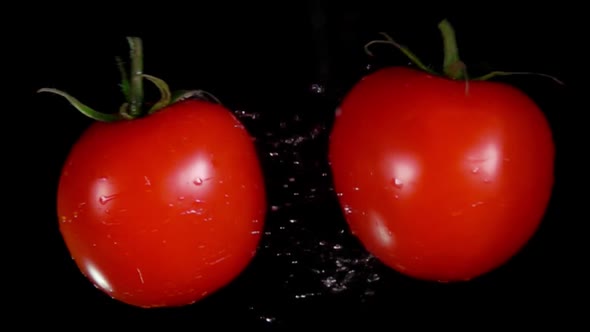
xmin=336 ymin=192 xmax=344 ymax=197
xmin=99 ymin=194 xmax=117 ymax=205
xmin=393 ymin=178 xmax=404 ymax=188
xmin=471 ymin=201 xmax=484 ymax=208
xmin=178 ymin=196 xmax=185 ymax=201
xmin=234 ymin=109 xmax=259 ymax=120
xmin=310 ymin=83 xmax=325 ymax=95
xmin=333 ymin=244 xmax=342 ymax=250
xmin=471 ymin=167 xmax=480 ymax=174
xmin=289 ymin=219 xmax=297 ymax=224
xmin=269 ymin=152 xmax=279 ymax=157
xmin=271 ymin=205 xmax=280 ymax=212
xmin=322 ymin=276 xmax=337 ymax=288
xmin=181 ymin=209 xmax=204 ymax=216
xmin=321 ymin=172 xmax=328 ymax=177
xmin=394 ymin=194 xmax=399 ymax=199
xmin=144 ymin=176 xmax=151 ymax=186
xmin=353 ymin=187 xmax=360 ymax=191
xmin=367 ymin=273 xmax=381 ymax=283
xmin=343 ymin=206 xmax=352 ymax=214
xmin=251 ymin=230 xmax=260 ymax=235
xmin=193 ymin=178 xmax=203 ymax=185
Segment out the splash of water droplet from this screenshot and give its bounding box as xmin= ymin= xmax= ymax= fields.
xmin=309 ymin=83 xmax=325 ymax=95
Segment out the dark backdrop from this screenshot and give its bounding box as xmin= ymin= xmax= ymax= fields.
xmin=16 ymin=2 xmax=583 ymax=329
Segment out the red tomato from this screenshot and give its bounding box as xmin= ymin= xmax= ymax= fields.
xmin=57 ymin=99 xmax=267 ymax=308
xmin=328 ymin=66 xmax=555 ymax=282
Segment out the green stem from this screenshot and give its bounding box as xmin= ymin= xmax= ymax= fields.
xmin=37 ymin=88 xmax=121 ymax=122
xmin=473 ymin=71 xmax=565 ymax=85
xmin=438 ymin=19 xmax=466 ymax=80
xmin=115 ymin=56 xmax=130 ymax=101
xmin=38 ymin=36 xmax=200 ymax=122
xmin=364 ymin=33 xmax=438 ymax=76
xmin=127 ymin=37 xmax=144 ymax=117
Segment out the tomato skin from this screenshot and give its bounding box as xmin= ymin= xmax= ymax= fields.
xmin=328 ymin=67 xmax=555 ymax=282
xmin=57 ymin=99 xmax=267 ymax=308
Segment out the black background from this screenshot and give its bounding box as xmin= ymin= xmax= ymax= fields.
xmin=15 ymin=2 xmax=583 ymax=329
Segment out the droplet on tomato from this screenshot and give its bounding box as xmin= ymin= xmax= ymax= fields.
xmin=181 ymin=209 xmax=204 ymax=216
xmin=471 ymin=167 xmax=480 ymax=174
xmin=343 ymin=206 xmax=353 ymax=215
xmin=193 ymin=177 xmax=203 ymax=185
xmin=98 ymin=194 xmax=117 ymax=205
xmin=471 ymin=201 xmax=484 ymax=208
xmin=393 ymin=178 xmax=404 ymax=188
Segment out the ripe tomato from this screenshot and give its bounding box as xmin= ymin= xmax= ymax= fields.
xmin=57 ymin=99 xmax=267 ymax=307
xmin=329 ymin=65 xmax=555 ymax=282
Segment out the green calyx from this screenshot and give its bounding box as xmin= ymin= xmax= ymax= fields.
xmin=364 ymin=19 xmax=564 ymax=85
xmin=38 ymin=37 xmax=220 ymax=122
